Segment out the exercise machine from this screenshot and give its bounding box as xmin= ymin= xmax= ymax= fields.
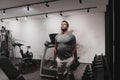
xmin=0 ymin=51 xmax=25 ymax=80
xmin=12 ymin=42 xmax=33 ymax=73
xmin=40 ymin=33 xmax=58 ymax=78
xmin=0 ymin=26 xmax=13 ymax=58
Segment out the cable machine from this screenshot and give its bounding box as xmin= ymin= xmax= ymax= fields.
xmin=0 ymin=26 xmax=13 ymax=58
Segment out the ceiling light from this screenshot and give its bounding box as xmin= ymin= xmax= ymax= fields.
xmin=45 ymin=13 xmax=48 ymax=18
xmin=87 ymin=8 xmax=89 ymax=12
xmin=27 ymin=5 xmax=30 ymax=11
xmin=16 ymin=17 xmax=18 ymax=21
xmin=25 ymin=16 xmax=28 ymax=20
xmin=3 ymin=10 xmax=6 ymax=15
xmin=1 ymin=19 xmax=4 ymax=22
xmin=60 ymin=11 xmax=63 ymax=16
xmin=45 ymin=2 xmax=49 ymax=7
xmin=79 ymin=0 xmax=82 ymax=3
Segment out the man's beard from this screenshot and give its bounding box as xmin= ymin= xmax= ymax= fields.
xmin=61 ymin=28 xmax=67 ymax=32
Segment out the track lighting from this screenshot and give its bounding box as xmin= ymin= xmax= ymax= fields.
xmin=0 ymin=0 xmax=59 ymax=15
xmin=27 ymin=5 xmax=30 ymax=11
xmin=3 ymin=10 xmax=6 ymax=15
xmin=45 ymin=2 xmax=49 ymax=7
xmin=60 ymin=11 xmax=63 ymax=16
xmin=87 ymin=8 xmax=89 ymax=12
xmin=16 ymin=17 xmax=18 ymax=21
xmin=0 ymin=7 xmax=97 ymax=20
xmin=45 ymin=13 xmax=48 ymax=18
xmin=79 ymin=0 xmax=82 ymax=3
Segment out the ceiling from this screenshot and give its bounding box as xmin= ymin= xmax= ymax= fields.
xmin=0 ymin=0 xmax=108 ymax=20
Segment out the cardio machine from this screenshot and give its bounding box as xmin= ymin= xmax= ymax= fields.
xmin=40 ymin=33 xmax=58 ymax=78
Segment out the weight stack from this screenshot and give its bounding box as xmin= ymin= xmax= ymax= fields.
xmin=91 ymin=54 xmax=105 ymax=80
xmin=82 ymin=65 xmax=94 ymax=80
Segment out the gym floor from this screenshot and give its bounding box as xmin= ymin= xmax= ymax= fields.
xmin=0 ymin=58 xmax=90 ymax=80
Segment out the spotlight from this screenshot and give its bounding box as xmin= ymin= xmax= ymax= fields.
xmin=27 ymin=5 xmax=30 ymax=11
xmin=25 ymin=16 xmax=28 ymax=20
xmin=16 ymin=17 xmax=18 ymax=21
xmin=1 ymin=19 xmax=4 ymax=22
xmin=3 ymin=10 xmax=6 ymax=15
xmin=45 ymin=2 xmax=49 ymax=7
xmin=45 ymin=13 xmax=48 ymax=18
xmin=60 ymin=11 xmax=63 ymax=16
xmin=79 ymin=0 xmax=82 ymax=3
xmin=87 ymin=8 xmax=89 ymax=12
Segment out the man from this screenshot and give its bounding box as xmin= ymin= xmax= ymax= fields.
xmin=54 ymin=20 xmax=78 ymax=80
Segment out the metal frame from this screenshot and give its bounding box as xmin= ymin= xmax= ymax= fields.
xmin=40 ymin=43 xmax=57 ymax=78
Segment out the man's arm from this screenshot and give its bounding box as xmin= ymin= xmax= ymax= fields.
xmin=54 ymin=42 xmax=57 ymax=61
xmin=72 ymin=35 xmax=78 ymax=61
xmin=72 ymin=44 xmax=78 ymax=61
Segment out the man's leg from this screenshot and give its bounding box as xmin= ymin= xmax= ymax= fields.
xmin=56 ymin=57 xmax=67 ymax=80
xmin=67 ymin=69 xmax=75 ymax=80
xmin=66 ymin=57 xmax=75 ymax=80
xmin=58 ymin=74 xmax=63 ymax=80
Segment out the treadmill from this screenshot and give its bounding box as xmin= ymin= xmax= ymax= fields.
xmin=40 ymin=33 xmax=58 ymax=78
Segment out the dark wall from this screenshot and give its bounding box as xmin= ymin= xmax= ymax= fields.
xmin=114 ymin=0 xmax=120 ymax=79
xmin=105 ymin=0 xmax=114 ymax=80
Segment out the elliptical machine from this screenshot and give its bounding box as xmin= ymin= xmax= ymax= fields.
xmin=12 ymin=42 xmax=33 ymax=73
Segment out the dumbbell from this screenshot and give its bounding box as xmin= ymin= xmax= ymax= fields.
xmin=70 ymin=57 xmax=80 ymax=71
xmin=82 ymin=65 xmax=94 ymax=80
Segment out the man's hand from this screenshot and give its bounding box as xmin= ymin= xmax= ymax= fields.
xmin=72 ymin=57 xmax=79 ymax=63
xmin=53 ymin=59 xmax=57 ymax=68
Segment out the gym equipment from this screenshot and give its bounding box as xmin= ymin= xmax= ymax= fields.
xmin=12 ymin=42 xmax=33 ymax=74
xmin=82 ymin=65 xmax=93 ymax=80
xmin=70 ymin=57 xmax=80 ymax=71
xmin=0 ymin=26 xmax=13 ymax=58
xmin=91 ymin=55 xmax=104 ymax=72
xmin=82 ymin=54 xmax=106 ymax=80
xmin=91 ymin=54 xmax=105 ymax=80
xmin=0 ymin=53 xmax=25 ymax=80
xmin=40 ymin=33 xmax=58 ymax=78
